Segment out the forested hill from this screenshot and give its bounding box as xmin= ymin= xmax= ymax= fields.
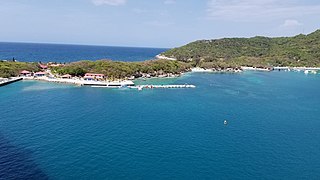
xmin=161 ymin=30 xmax=320 ymax=67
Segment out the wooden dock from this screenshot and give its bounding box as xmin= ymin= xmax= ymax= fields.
xmin=0 ymin=77 xmax=23 ymax=87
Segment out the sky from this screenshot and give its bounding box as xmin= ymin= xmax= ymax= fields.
xmin=0 ymin=0 xmax=319 ymax=48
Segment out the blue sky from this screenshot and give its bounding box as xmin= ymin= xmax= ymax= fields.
xmin=0 ymin=0 xmax=319 ymax=48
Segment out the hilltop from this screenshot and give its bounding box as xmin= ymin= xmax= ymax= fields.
xmin=161 ymin=30 xmax=320 ymax=68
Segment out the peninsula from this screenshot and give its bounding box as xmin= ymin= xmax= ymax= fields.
xmin=1 ymin=30 xmax=320 ymax=82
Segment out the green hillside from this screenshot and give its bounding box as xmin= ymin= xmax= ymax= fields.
xmin=0 ymin=61 xmax=39 ymax=78
xmin=161 ymin=30 xmax=320 ymax=68
xmin=50 ymin=59 xmax=191 ymax=79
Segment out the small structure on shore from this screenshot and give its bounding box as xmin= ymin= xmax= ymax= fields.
xmin=61 ymin=74 xmax=72 ymax=79
xmin=39 ymin=63 xmax=48 ymax=70
xmin=20 ymin=70 xmax=32 ymax=77
xmin=128 ymin=76 xmax=135 ymax=80
xmin=34 ymin=72 xmax=47 ymax=77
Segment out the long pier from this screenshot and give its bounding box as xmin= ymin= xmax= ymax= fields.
xmin=0 ymin=77 xmax=23 ymax=87
xmin=129 ymin=84 xmax=196 ymax=90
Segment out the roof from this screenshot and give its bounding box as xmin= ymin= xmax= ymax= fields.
xmin=39 ymin=64 xmax=48 ymax=69
xmin=20 ymin=70 xmax=31 ymax=74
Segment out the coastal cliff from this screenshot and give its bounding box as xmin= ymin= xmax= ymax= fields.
xmin=160 ymin=30 xmax=320 ymax=68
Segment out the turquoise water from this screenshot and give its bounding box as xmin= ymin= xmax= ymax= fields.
xmin=0 ymin=42 xmax=168 ymax=62
xmin=1 ymin=71 xmax=320 ymax=179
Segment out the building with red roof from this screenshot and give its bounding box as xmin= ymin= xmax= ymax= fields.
xmin=84 ymin=73 xmax=105 ymax=80
xmin=38 ymin=63 xmax=48 ymax=69
xmin=20 ymin=70 xmax=32 ymax=77
xmin=34 ymin=72 xmax=47 ymax=77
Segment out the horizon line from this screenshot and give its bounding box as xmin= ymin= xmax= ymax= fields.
xmin=0 ymin=41 xmax=171 ymax=49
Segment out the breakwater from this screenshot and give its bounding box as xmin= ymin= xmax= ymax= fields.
xmin=128 ymin=84 xmax=196 ymax=90
xmin=0 ymin=77 xmax=22 ymax=87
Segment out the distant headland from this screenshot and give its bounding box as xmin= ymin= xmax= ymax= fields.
xmin=161 ymin=29 xmax=320 ymax=68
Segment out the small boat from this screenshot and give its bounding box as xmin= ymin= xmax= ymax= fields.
xmin=224 ymin=120 xmax=228 ymax=125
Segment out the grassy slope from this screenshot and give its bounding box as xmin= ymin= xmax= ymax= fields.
xmin=0 ymin=61 xmax=40 ymax=78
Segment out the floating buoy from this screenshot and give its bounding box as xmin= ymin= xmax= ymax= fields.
xmin=224 ymin=120 xmax=228 ymax=125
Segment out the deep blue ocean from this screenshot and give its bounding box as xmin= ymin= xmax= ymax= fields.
xmin=1 ymin=43 xmax=320 ymax=179
xmin=0 ymin=42 xmax=167 ymax=62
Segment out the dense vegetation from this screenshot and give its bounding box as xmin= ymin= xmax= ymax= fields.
xmin=51 ymin=59 xmax=191 ymax=79
xmin=0 ymin=59 xmax=190 ymax=79
xmin=161 ymin=30 xmax=320 ymax=68
xmin=2 ymin=30 xmax=319 ymax=78
xmin=0 ymin=61 xmax=39 ymax=78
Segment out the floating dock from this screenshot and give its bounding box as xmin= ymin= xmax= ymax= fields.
xmin=129 ymin=84 xmax=196 ymax=90
xmin=0 ymin=77 xmax=23 ymax=87
xmin=18 ymin=76 xmax=196 ymax=90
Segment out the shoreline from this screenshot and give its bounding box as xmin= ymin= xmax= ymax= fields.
xmin=155 ymin=54 xmax=177 ymax=61
xmin=1 ymin=65 xmax=319 ymax=88
xmin=190 ymin=66 xmax=320 ymax=73
xmin=22 ymin=76 xmax=135 ymax=87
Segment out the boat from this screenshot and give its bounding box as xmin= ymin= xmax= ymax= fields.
xmin=310 ymin=70 xmax=317 ymax=74
xmin=224 ymin=120 xmax=228 ymax=125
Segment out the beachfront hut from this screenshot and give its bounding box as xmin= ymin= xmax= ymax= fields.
xmin=20 ymin=70 xmax=32 ymax=77
xmin=34 ymin=72 xmax=46 ymax=77
xmin=84 ymin=76 xmax=94 ymax=80
xmin=61 ymin=74 xmax=72 ymax=79
xmin=84 ymin=73 xmax=105 ymax=80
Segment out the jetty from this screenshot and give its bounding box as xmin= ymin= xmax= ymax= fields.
xmin=0 ymin=77 xmax=23 ymax=87
xmin=25 ymin=76 xmax=135 ymax=88
xmin=129 ymin=84 xmax=196 ymax=90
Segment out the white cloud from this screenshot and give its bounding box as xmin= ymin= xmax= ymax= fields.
xmin=282 ymin=19 xmax=302 ymax=28
xmin=164 ymin=0 xmax=176 ymax=5
xmin=92 ymin=0 xmax=126 ymax=6
xmin=207 ymin=0 xmax=320 ymax=21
